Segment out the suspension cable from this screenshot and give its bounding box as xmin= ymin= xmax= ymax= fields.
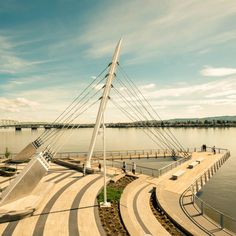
xmin=117 ymin=64 xmax=187 ymax=153
xmin=112 ymin=82 xmax=180 ymax=151
xmin=39 ymin=65 xmax=108 ymax=141
xmin=111 ymin=88 xmax=175 ymax=151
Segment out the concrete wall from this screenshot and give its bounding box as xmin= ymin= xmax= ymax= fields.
xmin=12 ymin=142 xmax=37 ymax=162
xmin=0 ymin=154 xmax=49 ymax=205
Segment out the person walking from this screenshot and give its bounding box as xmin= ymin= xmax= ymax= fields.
xmin=82 ymin=164 xmax=86 ymax=176
xmin=98 ymin=162 xmax=101 ymax=172
xmin=212 ymin=146 xmax=216 ymax=155
xmin=122 ymin=161 xmax=127 ymax=173
xmin=132 ymin=162 xmax=136 ymax=175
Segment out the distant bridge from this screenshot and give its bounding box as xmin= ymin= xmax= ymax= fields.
xmin=0 ymin=122 xmax=149 ymax=130
xmin=0 ymin=122 xmax=94 ymax=130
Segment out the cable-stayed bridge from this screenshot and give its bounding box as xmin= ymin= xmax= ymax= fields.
xmin=0 ymin=38 xmax=189 ymax=205
xmin=0 ymin=39 xmax=233 ymax=236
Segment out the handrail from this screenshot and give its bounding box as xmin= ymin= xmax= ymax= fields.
xmin=193 ymin=194 xmax=236 ymax=222
xmin=181 ymin=150 xmax=235 ymax=232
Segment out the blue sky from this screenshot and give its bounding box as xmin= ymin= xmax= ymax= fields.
xmin=0 ymin=0 xmax=236 ymax=122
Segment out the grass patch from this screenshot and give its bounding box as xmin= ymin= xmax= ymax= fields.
xmin=97 ymin=186 xmax=123 ymax=203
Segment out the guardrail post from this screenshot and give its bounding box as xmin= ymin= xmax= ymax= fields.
xmin=200 ymin=176 xmax=203 ymax=188
xmin=208 ymin=169 xmax=211 ymax=178
xmin=220 ymin=214 xmax=224 ymax=229
xmin=200 ymin=201 xmax=204 ymax=214
xmin=196 ymin=181 xmax=199 ymax=192
xmin=204 ymin=172 xmax=207 ymax=182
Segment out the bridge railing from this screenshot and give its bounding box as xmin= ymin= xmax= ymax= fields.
xmin=158 ymin=155 xmax=191 ymax=176
xmin=55 ymin=148 xmax=182 ymax=159
xmin=193 ymin=193 xmax=236 ymax=233
xmin=187 ymin=151 xmax=235 ymax=233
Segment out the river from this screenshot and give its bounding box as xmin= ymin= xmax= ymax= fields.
xmin=0 ymin=127 xmax=236 ymax=219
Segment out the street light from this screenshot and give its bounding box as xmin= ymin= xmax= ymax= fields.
xmin=100 ymin=114 xmax=111 ymax=207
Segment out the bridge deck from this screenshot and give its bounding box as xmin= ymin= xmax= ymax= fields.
xmin=154 ymin=151 xmax=233 ymax=236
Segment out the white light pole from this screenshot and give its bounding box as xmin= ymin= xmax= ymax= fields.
xmin=100 ymin=114 xmax=111 ymax=207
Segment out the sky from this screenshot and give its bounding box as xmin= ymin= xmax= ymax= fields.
xmin=0 ymin=0 xmax=236 ymax=123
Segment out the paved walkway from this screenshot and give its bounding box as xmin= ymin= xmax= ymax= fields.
xmin=120 ymin=174 xmax=170 ymax=236
xmin=0 ymin=163 xmax=110 ymax=236
xmin=155 ymin=151 xmax=234 ymax=236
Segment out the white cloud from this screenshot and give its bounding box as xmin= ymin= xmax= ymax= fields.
xmin=0 ymin=97 xmax=39 ymax=113
xmin=139 ymin=83 xmax=156 ymax=90
xmin=0 ymin=34 xmax=52 ymax=74
xmin=77 ymin=0 xmax=236 ymax=63
xmin=201 ymin=66 xmax=236 ymax=77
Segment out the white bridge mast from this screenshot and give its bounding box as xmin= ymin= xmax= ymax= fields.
xmin=86 ymin=39 xmax=122 ymax=167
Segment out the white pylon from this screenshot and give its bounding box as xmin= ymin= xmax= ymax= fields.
xmin=86 ymin=39 xmax=122 ymax=168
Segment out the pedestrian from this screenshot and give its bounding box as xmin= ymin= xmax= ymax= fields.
xmin=98 ymin=162 xmax=101 ymax=172
xmin=202 ymin=144 xmax=207 ymax=152
xmin=212 ymin=146 xmax=216 ymax=155
xmin=132 ymin=162 xmax=136 ymax=175
xmin=122 ymin=161 xmax=127 ymax=173
xmin=82 ymin=164 xmax=86 ymax=176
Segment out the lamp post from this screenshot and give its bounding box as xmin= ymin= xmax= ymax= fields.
xmin=100 ymin=114 xmax=111 ymax=207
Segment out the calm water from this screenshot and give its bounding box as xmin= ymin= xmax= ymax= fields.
xmin=0 ymin=127 xmax=236 ymax=219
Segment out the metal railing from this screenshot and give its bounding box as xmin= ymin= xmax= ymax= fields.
xmin=158 ymin=156 xmax=191 ymax=176
xmin=106 ymin=159 xmax=161 ymax=177
xmin=184 ymin=151 xmax=235 ymax=233
xmin=55 ymin=148 xmax=182 ymax=159
xmin=193 ymin=194 xmax=236 ymax=233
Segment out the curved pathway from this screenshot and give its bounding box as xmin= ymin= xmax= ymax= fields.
xmin=120 ymin=175 xmax=170 ymax=236
xmin=0 ymin=164 xmax=105 ymax=236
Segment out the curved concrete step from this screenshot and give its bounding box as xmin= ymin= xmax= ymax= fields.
xmin=120 ymin=175 xmax=170 ymax=236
